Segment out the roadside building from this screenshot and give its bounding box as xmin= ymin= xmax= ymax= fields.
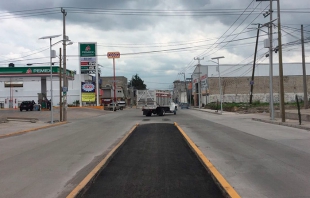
xmin=191 ymin=63 xmax=310 ymax=106
xmin=100 ymin=76 xmax=128 ymax=103
xmin=0 ymin=66 xmax=77 ymax=109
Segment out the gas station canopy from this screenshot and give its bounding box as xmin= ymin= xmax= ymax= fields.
xmin=0 ymin=66 xmax=75 ymax=79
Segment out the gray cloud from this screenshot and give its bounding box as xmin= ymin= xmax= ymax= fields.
xmin=0 ymin=0 xmax=309 ymax=89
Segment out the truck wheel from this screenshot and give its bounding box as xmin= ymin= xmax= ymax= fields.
xmin=159 ymin=108 xmax=165 ymax=116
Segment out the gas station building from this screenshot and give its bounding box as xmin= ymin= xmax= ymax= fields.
xmin=0 ymin=66 xmax=78 ymax=109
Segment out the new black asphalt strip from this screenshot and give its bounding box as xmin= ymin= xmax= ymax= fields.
xmin=82 ymin=123 xmax=223 ymax=198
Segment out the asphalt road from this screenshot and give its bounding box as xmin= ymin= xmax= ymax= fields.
xmin=176 ymin=109 xmax=310 ymax=198
xmin=0 ymin=108 xmax=310 ymax=197
xmin=82 ymin=123 xmax=223 ymax=198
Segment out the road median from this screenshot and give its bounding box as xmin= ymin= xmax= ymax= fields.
xmin=0 ymin=121 xmax=68 ymax=139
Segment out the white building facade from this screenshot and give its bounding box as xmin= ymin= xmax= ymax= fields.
xmin=0 ymin=74 xmax=90 ymax=109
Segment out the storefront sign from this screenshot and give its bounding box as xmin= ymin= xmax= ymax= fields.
xmin=82 ymin=93 xmax=96 ymax=102
xmin=81 ymin=82 xmax=95 ymax=92
xmin=0 ymin=67 xmax=74 ymax=78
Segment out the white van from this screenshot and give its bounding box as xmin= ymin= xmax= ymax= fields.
xmin=117 ymin=101 xmax=126 ymax=110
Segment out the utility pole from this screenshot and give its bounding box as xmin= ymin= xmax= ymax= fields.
xmin=269 ymin=0 xmax=275 ymax=120
xmin=59 ymin=48 xmax=62 ymax=122
xmin=301 ymin=24 xmax=308 ymax=109
xmin=194 ymin=57 xmax=204 ymax=108
xmin=179 ymin=72 xmax=188 ymax=103
xmin=61 ymin=8 xmax=68 ymax=121
xmin=277 ymin=0 xmax=285 ymax=122
xmin=249 ymin=24 xmax=260 ymax=104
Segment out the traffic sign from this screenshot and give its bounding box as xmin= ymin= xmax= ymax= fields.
xmin=62 ymin=87 xmax=68 ymax=92
xmin=107 ymin=52 xmax=120 ymax=59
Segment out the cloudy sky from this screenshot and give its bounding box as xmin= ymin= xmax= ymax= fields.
xmin=0 ymin=0 xmax=309 ymax=89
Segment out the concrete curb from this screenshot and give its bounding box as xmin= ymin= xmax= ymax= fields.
xmin=192 ymin=108 xmax=221 ymax=115
xmin=174 ymin=122 xmax=241 ymax=198
xmin=252 ymin=118 xmax=310 ymax=131
xmin=0 ymin=121 xmax=68 ymax=139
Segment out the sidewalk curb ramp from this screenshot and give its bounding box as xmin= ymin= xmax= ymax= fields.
xmin=252 ymin=118 xmax=310 ymax=131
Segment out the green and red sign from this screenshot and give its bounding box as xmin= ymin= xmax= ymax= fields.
xmin=79 ymin=43 xmax=96 ymax=57
xmin=0 ymin=66 xmax=75 ymax=77
xmin=79 ymin=42 xmax=97 ymax=74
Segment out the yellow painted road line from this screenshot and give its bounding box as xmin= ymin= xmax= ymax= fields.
xmin=174 ymin=122 xmax=241 ymax=198
xmin=66 ymin=124 xmax=139 ymax=198
xmin=0 ymin=122 xmax=68 ymax=139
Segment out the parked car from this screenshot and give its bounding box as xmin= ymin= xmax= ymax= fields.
xmin=104 ymin=102 xmax=120 ymax=111
xmin=20 ymin=101 xmax=34 ymax=111
xmin=180 ymin=103 xmax=189 ymax=109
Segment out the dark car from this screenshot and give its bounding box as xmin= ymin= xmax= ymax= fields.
xmin=180 ymin=103 xmax=189 ymax=109
xmin=20 ymin=101 xmax=34 ymax=111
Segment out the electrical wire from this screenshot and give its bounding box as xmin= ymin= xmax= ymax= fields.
xmin=195 ymin=0 xmax=257 ymax=58
xmin=201 ymin=3 xmax=269 ymax=59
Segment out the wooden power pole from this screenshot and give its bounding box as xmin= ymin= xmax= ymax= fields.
xmin=250 ymin=24 xmax=260 ymax=104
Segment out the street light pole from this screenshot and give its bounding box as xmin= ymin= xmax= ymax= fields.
xmin=39 ymin=34 xmax=61 ymax=124
xmin=59 ymin=48 xmax=62 ymax=122
xmin=61 ymin=8 xmax=68 ymax=121
xmin=211 ymin=56 xmax=225 ymax=114
xmin=49 ymin=38 xmax=53 ymax=124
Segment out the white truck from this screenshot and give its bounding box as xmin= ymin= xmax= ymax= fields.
xmin=136 ymin=90 xmax=177 ymax=116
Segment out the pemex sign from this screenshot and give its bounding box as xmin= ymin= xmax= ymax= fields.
xmin=80 ymin=43 xmax=96 ymax=57
xmin=79 ymin=42 xmax=97 ymax=74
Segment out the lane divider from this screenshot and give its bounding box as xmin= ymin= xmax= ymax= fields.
xmin=66 ymin=123 xmax=139 ymax=198
xmin=174 ymin=122 xmax=241 ymax=198
xmin=0 ymin=121 xmax=68 ymax=139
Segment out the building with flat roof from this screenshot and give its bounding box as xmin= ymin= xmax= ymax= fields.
xmin=191 ymin=63 xmax=310 ymax=105
xmin=0 ymin=66 xmax=78 ymax=108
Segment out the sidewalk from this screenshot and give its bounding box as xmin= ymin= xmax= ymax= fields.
xmin=193 ymin=107 xmax=310 ymax=131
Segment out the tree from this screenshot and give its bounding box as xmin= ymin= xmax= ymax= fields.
xmin=129 ymin=74 xmax=147 ymax=90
